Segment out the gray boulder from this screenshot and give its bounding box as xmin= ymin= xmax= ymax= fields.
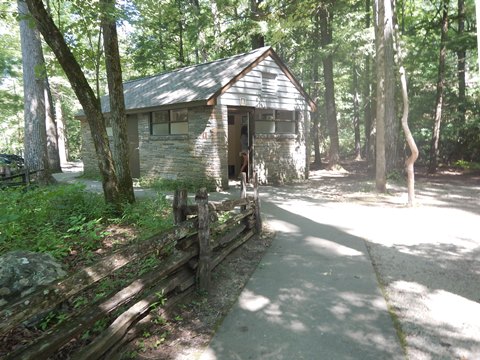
xmin=0 ymin=251 xmax=66 ymax=307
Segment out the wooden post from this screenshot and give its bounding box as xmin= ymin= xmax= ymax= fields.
xmin=253 ymin=172 xmax=262 ymax=233
xmin=240 ymin=172 xmax=247 ymax=200
xmin=196 ymin=188 xmax=211 ymax=291
xmin=173 ymin=189 xmax=188 ymax=225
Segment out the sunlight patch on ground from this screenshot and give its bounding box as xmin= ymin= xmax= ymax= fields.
xmin=390 ymin=280 xmax=480 ymax=359
xmin=238 ymin=289 xmax=270 ymax=312
xmin=265 ymin=219 xmax=300 ymax=233
xmin=304 ymin=236 xmax=364 ymax=257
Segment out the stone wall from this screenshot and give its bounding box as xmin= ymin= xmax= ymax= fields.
xmin=81 ymin=105 xmax=228 ymax=189
xmin=139 ymin=105 xmax=228 ymax=189
xmin=81 ymin=105 xmax=308 ymax=188
xmin=80 ymin=120 xmax=98 ymax=177
xmin=253 ymin=110 xmax=307 ymax=185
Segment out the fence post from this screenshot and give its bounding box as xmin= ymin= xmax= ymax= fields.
xmin=196 ymin=188 xmax=211 ymax=291
xmin=173 ymin=189 xmax=188 ymax=225
xmin=240 ymin=172 xmax=247 ymax=200
xmin=253 ymin=172 xmax=262 ymax=233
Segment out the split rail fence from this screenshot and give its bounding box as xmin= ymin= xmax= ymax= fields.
xmin=0 ymin=173 xmax=261 ymax=359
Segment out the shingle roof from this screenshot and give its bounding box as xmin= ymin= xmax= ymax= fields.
xmin=100 ymin=46 xmax=273 ymax=113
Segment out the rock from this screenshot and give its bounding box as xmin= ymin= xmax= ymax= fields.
xmin=0 ymin=251 xmax=66 ymax=307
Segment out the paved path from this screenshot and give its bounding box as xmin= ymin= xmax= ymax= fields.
xmin=200 ymin=187 xmax=404 ymax=360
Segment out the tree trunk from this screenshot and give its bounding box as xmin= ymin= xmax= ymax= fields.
xmin=312 ymin=13 xmax=322 ymax=167
xmin=399 ymin=66 xmax=418 ymax=207
xmin=428 ymin=0 xmax=449 ymax=173
xmin=319 ymin=6 xmax=340 ymax=169
xmin=374 ymin=0 xmax=386 ymax=192
xmin=101 ymin=0 xmax=135 ymax=204
xmin=54 ymin=89 xmax=68 ymax=164
xmin=352 ymin=59 xmax=362 ymax=160
xmin=457 ymin=0 xmax=466 ymax=124
xmin=383 ymin=0 xmax=397 ymax=173
xmin=17 ymin=0 xmax=51 ymax=184
xmin=363 ymin=0 xmax=375 ymax=165
xmin=250 ymin=0 xmax=265 ymax=49
xmin=45 ymin=77 xmax=62 ymax=172
xmin=26 ymin=0 xmax=120 ymax=205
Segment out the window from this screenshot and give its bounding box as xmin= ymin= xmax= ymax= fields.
xmin=255 ymin=109 xmax=297 ymax=134
xmin=275 ymin=110 xmax=296 ymax=134
xmin=150 ymin=109 xmax=188 ymax=135
xmin=261 ymin=72 xmax=277 ymax=96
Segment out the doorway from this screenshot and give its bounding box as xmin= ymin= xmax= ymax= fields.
xmin=227 ymin=108 xmax=253 ymax=179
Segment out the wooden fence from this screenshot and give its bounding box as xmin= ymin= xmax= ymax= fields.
xmin=0 ymin=173 xmax=262 ymax=359
xmin=0 ymin=167 xmax=37 ymax=187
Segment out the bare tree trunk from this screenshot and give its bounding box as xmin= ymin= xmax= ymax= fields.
xmin=384 ymin=0 xmax=397 ymax=173
xmin=26 ymin=0 xmax=120 ymax=206
xmin=319 ymin=5 xmax=340 ymax=169
xmin=457 ymin=0 xmax=466 ymax=124
xmin=399 ymin=68 xmax=418 ymax=206
xmin=101 ymin=0 xmax=135 ymax=204
xmin=18 ymin=0 xmax=52 ymax=184
xmin=374 ymin=0 xmax=386 ymax=192
xmin=477 ymin=0 xmax=480 ymax=78
xmin=312 ymin=12 xmax=322 ymax=167
xmin=54 ymin=90 xmax=68 ymax=164
xmin=363 ymin=0 xmax=375 ymax=165
xmin=250 ymin=0 xmax=265 ymax=49
xmin=45 ymin=77 xmax=62 ymax=172
xmin=353 ymin=59 xmax=362 ymax=160
xmin=428 ymin=0 xmax=449 ymax=173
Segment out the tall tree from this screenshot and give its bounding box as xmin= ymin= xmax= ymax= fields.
xmin=394 ymin=7 xmax=419 ymax=206
xmin=363 ymin=0 xmax=375 ymax=165
xmin=312 ymin=12 xmax=322 ymax=167
xmin=352 ymin=58 xmax=362 ymax=160
xmin=374 ymin=0 xmax=386 ymax=192
xmin=428 ymin=0 xmax=449 ymax=173
xmin=101 ymin=0 xmax=135 ymax=204
xmin=17 ymin=0 xmax=51 ymax=184
xmin=383 ymin=0 xmax=397 ymax=173
xmin=45 ymin=77 xmax=62 ymax=172
xmin=319 ymin=4 xmax=340 ymax=169
xmin=250 ymin=0 xmax=265 ymax=49
xmin=456 ymin=0 xmax=466 ymax=123
xmin=25 ymin=0 xmax=121 ymax=206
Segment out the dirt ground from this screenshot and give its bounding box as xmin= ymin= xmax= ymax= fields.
xmin=111 ymin=162 xmax=479 ymax=360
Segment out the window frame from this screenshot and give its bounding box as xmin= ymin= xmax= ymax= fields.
xmin=255 ymin=109 xmax=298 ymax=135
xmin=150 ymin=109 xmax=188 ymax=136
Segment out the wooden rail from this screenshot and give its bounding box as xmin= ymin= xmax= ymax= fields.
xmin=0 ymin=173 xmax=262 ymax=359
xmin=0 ymin=167 xmax=42 ymax=187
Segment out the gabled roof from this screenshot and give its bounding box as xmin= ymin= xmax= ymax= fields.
xmin=95 ymin=46 xmax=315 ymax=114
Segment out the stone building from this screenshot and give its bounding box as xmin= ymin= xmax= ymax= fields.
xmin=78 ymin=46 xmax=315 ymax=189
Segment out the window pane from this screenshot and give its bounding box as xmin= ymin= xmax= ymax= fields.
xmin=276 ymin=110 xmax=294 ymax=121
xmin=257 ymin=121 xmax=275 ymax=134
xmin=171 ymin=109 xmax=188 ymax=123
xmin=276 ymin=121 xmax=295 ymax=134
xmin=153 ymin=111 xmax=169 ymax=123
xmin=171 ymin=122 xmax=188 ymax=134
xmin=152 ymin=123 xmax=169 ymax=135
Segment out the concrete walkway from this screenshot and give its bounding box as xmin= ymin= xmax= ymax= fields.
xmin=200 ymin=186 xmax=404 ymax=360
xmin=53 ymin=165 xmax=404 ymax=359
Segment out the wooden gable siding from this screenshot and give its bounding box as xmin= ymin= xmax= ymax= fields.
xmin=218 ymin=56 xmax=306 ymax=111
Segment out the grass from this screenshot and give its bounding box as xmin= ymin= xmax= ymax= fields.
xmin=0 ymin=183 xmax=173 ymax=263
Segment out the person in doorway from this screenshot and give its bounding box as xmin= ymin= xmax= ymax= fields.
xmin=239 ymin=125 xmax=249 ymax=182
